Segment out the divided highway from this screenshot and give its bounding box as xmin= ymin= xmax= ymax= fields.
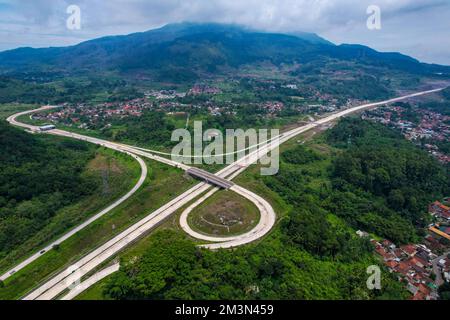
xmin=1 ymin=108 xmax=148 ymax=282
xmin=180 ymin=88 xmax=446 ymax=248
xmin=5 ymin=105 xmax=276 ymax=300
xmin=4 ymin=87 xmax=444 ymax=299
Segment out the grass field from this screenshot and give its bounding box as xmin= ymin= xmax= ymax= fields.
xmin=74 ymin=276 xmax=114 ymax=300
xmin=187 ymin=190 xmax=260 ymax=236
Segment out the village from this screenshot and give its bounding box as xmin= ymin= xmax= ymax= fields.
xmin=29 ymin=81 xmax=353 ymax=131
xmin=365 ymin=199 xmax=450 ymax=300
xmin=362 ymin=103 xmax=450 ymax=163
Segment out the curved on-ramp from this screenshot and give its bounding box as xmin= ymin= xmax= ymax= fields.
xmin=179 ymin=184 xmax=276 ymax=249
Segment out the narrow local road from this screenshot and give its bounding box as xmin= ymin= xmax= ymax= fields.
xmin=432 ymin=251 xmax=450 ymax=287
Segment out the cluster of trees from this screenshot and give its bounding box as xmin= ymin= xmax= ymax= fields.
xmin=283 ymin=201 xmax=373 ymax=261
xmin=282 ymin=144 xmax=324 ymax=165
xmin=435 ymin=140 xmax=450 ymax=156
xmin=264 ymin=146 xmax=378 ymax=259
xmin=203 ymin=106 xmax=277 ymax=131
xmin=0 ymin=77 xmax=58 ymax=104
xmin=418 ymin=87 xmax=450 ymax=116
xmin=105 ymin=230 xmax=404 ymax=300
xmin=0 ymin=122 xmax=98 ymax=257
xmin=111 ymin=111 xmax=176 ymax=147
xmin=291 ymin=61 xmax=394 ymax=101
xmin=324 ymin=75 xmax=392 ymax=101
xmin=439 ymin=279 xmax=450 ymax=300
xmin=390 ymin=102 xmax=420 ymax=124
xmin=325 ymin=118 xmax=449 ymax=243
xmin=265 ymin=118 xmax=448 ymax=245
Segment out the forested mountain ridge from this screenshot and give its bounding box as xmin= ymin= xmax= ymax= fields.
xmin=0 ymin=22 xmax=448 ymax=80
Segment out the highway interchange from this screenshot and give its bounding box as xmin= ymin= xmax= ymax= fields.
xmin=3 ymin=87 xmax=444 ymax=299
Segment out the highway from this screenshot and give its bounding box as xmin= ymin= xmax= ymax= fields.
xmin=5 ymin=106 xmax=273 ymax=299
xmin=6 ymin=87 xmax=444 ymax=299
xmin=1 ymin=109 xmax=149 ymax=282
xmin=179 ymin=87 xmax=446 ymax=248
xmin=187 ymin=167 xmax=235 ymax=189
xmin=60 ymin=263 xmax=120 ymax=300
xmin=6 ymin=106 xmax=190 ymax=171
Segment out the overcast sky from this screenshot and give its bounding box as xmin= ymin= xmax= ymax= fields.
xmin=0 ymin=0 xmax=449 ymax=65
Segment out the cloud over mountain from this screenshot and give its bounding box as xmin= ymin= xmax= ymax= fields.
xmin=0 ymin=0 xmax=449 ymax=64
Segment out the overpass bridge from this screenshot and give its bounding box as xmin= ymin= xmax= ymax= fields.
xmin=187 ymin=167 xmax=234 ymax=189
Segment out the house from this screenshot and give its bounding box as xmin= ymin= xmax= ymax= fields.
xmin=411 ymin=284 xmax=432 ymax=300
xmin=382 ymin=239 xmax=396 ymax=250
xmin=444 ymin=272 xmax=450 ymax=282
xmin=385 ymin=260 xmax=398 ymax=271
xmin=401 ymin=244 xmax=417 ymax=257
xmin=444 ymin=227 xmax=450 ymax=235
xmin=408 ymin=256 xmax=430 ymax=269
xmin=424 ymin=235 xmax=444 ymax=252
xmin=429 ymin=201 xmax=450 ymax=220
xmin=429 ymin=226 xmax=450 ymax=241
xmin=375 ymin=238 xmax=438 ymax=300
xmin=393 ymin=248 xmax=406 ymax=260
xmin=395 ymin=261 xmax=410 ymax=276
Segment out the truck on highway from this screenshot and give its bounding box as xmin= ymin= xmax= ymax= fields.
xmin=39 ymin=124 xmax=56 ymax=131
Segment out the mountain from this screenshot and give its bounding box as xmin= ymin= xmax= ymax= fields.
xmin=0 ymin=22 xmax=449 ymax=82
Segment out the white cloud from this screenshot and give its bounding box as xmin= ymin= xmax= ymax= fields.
xmin=0 ymin=0 xmax=449 ymax=64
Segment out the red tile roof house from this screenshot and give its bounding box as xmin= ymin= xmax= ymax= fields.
xmin=395 ymin=262 xmax=411 ymax=276
xmin=424 ymin=235 xmax=444 ymax=251
xmin=385 ymin=260 xmax=399 ymax=271
xmin=409 ymin=256 xmax=431 ymax=269
xmin=411 ymin=283 xmax=432 ymax=300
xmin=375 ymin=247 xmax=397 ymax=262
xmin=429 ymin=201 xmax=450 ymax=220
xmin=444 ymin=227 xmax=450 ymax=235
xmin=400 ymin=244 xmax=418 ymax=257
xmin=393 ymin=248 xmax=406 ymax=259
xmin=407 ymin=281 xmax=434 ymax=300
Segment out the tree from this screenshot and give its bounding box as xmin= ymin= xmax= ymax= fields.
xmin=438 ymin=282 xmax=450 ymax=300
